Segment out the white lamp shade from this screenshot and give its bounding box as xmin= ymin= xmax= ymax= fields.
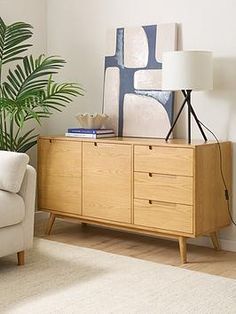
xmin=162 ymin=51 xmax=213 ymax=91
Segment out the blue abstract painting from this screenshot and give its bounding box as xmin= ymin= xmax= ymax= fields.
xmin=103 ymin=23 xmax=177 ymax=138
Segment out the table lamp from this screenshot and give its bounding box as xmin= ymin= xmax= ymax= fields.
xmin=162 ymin=51 xmax=213 ymax=143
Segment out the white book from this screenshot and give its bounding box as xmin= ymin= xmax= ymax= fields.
xmin=65 ymin=132 xmax=115 ymax=138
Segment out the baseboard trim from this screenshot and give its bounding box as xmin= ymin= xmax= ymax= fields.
xmin=188 ymin=236 xmax=236 ymax=252
xmin=35 ymin=211 xmax=236 ymax=252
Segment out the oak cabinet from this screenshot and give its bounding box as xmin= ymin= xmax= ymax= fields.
xmin=134 ymin=145 xmax=193 ymax=176
xmin=134 ymin=199 xmax=193 ymax=234
xmin=38 ymin=139 xmax=82 ymax=215
xmin=82 ymin=142 xmax=132 ymax=223
xmin=134 ymin=172 xmax=193 ymax=205
xmin=38 ymin=137 xmax=232 ymax=263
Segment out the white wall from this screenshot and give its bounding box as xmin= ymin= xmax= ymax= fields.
xmin=45 ymin=0 xmax=236 ymax=247
xmin=0 ymin=0 xmax=47 ymax=166
xmin=0 ymin=0 xmax=46 ymax=54
xmin=46 ymin=0 xmax=236 ymax=138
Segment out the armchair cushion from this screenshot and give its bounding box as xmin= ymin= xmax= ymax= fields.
xmin=0 ymin=190 xmax=25 ymax=228
xmin=0 ymin=150 xmax=29 ymax=193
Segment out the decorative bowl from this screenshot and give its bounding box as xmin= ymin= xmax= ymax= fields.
xmin=75 ymin=113 xmax=109 ymax=129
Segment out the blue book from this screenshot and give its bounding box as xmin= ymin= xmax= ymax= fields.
xmin=65 ymin=132 xmax=115 ymax=138
xmin=67 ymin=128 xmax=114 ymax=134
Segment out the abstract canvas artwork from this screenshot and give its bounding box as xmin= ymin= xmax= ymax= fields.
xmin=103 ymin=23 xmax=177 ymax=137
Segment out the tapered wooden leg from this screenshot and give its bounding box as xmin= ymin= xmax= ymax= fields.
xmin=17 ymin=251 xmax=25 ymax=266
xmin=178 ymin=236 xmax=187 ymax=264
xmin=210 ymin=232 xmax=220 ymax=250
xmin=46 ymin=213 xmax=56 ymax=235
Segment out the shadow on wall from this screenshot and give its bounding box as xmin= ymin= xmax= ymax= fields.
xmin=220 ymin=141 xmax=236 ymax=241
xmin=214 ymin=58 xmax=236 ymax=240
xmin=213 ymin=57 xmax=236 ymax=91
xmin=213 ymin=58 xmax=236 ymax=140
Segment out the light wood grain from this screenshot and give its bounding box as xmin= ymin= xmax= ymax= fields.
xmin=37 ymin=136 xmax=232 ymax=264
xmin=41 ymin=208 xmax=193 ymax=238
xmin=38 ymin=139 xmax=82 ymax=215
xmin=134 ymin=199 xmax=193 ymax=234
xmin=17 ymin=251 xmax=25 ymax=266
xmin=194 ymin=142 xmax=231 ymax=235
xmin=82 ymin=142 xmax=132 ymax=223
xmin=39 ymin=135 xmax=218 ymax=148
xmin=134 ymin=145 xmax=194 ymax=176
xmin=178 ymin=237 xmax=187 ymax=264
xmin=134 ymin=172 xmax=193 ymax=205
xmin=45 ymin=213 xmax=56 ymax=235
xmin=210 ymin=232 xmax=220 ymax=251
xmin=38 ymin=139 xmax=82 ymax=176
xmin=39 ymin=176 xmax=81 ymax=214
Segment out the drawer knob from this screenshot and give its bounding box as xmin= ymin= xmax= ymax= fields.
xmin=149 ymin=200 xmax=153 ymax=204
xmin=149 ymin=145 xmax=152 ymax=150
xmin=94 ymin=142 xmax=97 ymax=147
xmin=149 ymin=173 xmax=152 ymax=177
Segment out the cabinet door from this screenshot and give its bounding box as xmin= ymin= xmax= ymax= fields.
xmin=83 ymin=142 xmax=132 ymax=223
xmin=38 ymin=139 xmax=82 ymax=215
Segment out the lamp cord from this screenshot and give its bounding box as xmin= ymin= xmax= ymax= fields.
xmin=196 ymin=119 xmax=236 ymax=227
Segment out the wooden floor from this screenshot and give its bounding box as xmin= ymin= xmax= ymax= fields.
xmin=35 ymin=212 xmax=236 ymax=279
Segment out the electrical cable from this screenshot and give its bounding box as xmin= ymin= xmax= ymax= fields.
xmin=197 ymin=119 xmax=236 ymax=227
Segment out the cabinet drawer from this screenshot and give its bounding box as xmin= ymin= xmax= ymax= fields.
xmin=134 ymin=199 xmax=193 ymax=233
xmin=134 ymin=145 xmax=193 ymax=176
xmin=134 ymin=172 xmax=193 ymax=205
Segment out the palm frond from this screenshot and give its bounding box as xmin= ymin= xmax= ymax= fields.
xmin=0 ymin=17 xmax=84 ymax=153
xmin=0 ymin=18 xmax=33 ymax=65
xmin=3 ymin=55 xmax=66 ymax=100
xmin=34 ymin=78 xmax=84 ymax=112
xmin=17 ymin=139 xmax=38 ymax=153
xmin=0 ymin=130 xmax=12 ymax=150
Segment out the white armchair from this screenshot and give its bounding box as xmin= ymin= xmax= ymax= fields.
xmin=0 ymin=151 xmax=36 ymax=265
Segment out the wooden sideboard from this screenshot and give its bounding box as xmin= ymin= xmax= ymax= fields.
xmin=37 ymin=136 xmax=232 ymax=263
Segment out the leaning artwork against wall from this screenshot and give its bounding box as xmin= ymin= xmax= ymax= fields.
xmin=103 ymin=23 xmax=177 ymax=138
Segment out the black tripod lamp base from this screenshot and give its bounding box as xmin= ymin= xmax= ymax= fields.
xmin=165 ymin=90 xmax=207 ymax=144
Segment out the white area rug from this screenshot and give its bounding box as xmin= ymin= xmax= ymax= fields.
xmin=0 ymin=238 xmax=236 ymax=314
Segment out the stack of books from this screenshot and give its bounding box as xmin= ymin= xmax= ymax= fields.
xmin=65 ymin=128 xmax=115 ymax=138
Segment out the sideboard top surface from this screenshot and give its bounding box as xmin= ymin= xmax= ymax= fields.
xmin=38 ymin=136 xmax=230 ymax=148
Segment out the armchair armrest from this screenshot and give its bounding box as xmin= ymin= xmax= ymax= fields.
xmin=18 ymin=165 xmax=37 ymax=249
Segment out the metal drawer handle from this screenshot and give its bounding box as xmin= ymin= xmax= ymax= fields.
xmin=149 ymin=200 xmax=152 ymax=204
xmin=149 ymin=173 xmax=152 ymax=177
xmin=149 ymin=145 xmax=152 ymax=150
xmin=94 ymin=142 xmax=97 ymax=147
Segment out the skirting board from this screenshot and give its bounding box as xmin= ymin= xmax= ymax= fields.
xmin=35 ymin=211 xmax=236 ymax=253
xmin=188 ymin=236 xmax=236 ymax=252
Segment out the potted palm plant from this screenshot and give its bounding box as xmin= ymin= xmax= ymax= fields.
xmin=0 ymin=17 xmax=83 ymax=152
